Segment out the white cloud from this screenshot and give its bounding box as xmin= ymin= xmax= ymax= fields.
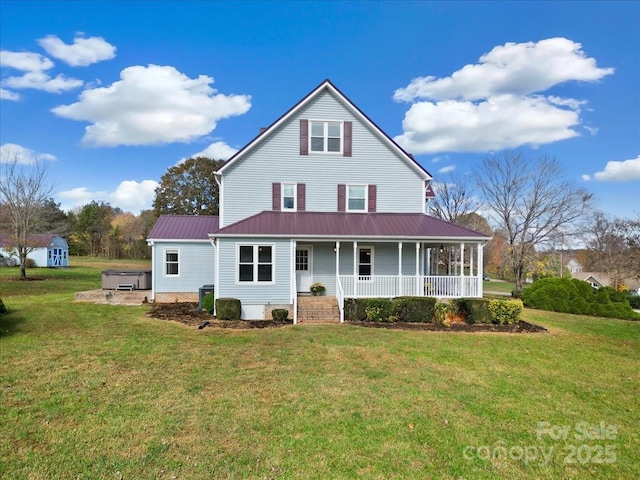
xmin=58 ymin=179 xmax=159 ymax=214
xmin=52 ymin=65 xmax=252 ymax=146
xmin=395 ymin=94 xmax=581 ymax=154
xmin=186 ymin=141 xmax=238 ymax=161
xmin=0 ymin=50 xmax=54 ymax=71
xmin=4 ymin=71 xmax=84 ymax=93
xmin=0 ymin=143 xmax=56 ymax=164
xmin=393 ymin=38 xmax=612 ymax=155
xmin=438 ymin=165 xmax=455 ymax=174
xmin=581 ymin=174 xmax=592 ymax=182
xmin=38 ymin=34 xmax=116 ymax=67
xmin=394 ymin=38 xmax=613 ymax=102
xmin=1 ymin=88 xmax=21 ymax=101
xmin=593 ymin=155 xmax=640 ymax=182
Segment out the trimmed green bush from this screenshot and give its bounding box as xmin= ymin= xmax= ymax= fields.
xmin=393 ymin=296 xmax=436 ymax=323
xmin=344 ymin=298 xmax=366 ymax=321
xmin=628 ymin=294 xmax=640 ymax=310
xmin=215 ymin=298 xmax=241 ymax=320
xmin=0 ymin=298 xmax=7 ymax=315
xmin=523 ymin=277 xmax=639 ymax=320
xmin=453 ymin=298 xmax=492 ymax=324
xmin=361 ymin=298 xmax=395 ymax=322
xmin=488 ymin=299 xmax=522 ymax=325
xmin=511 ymin=289 xmax=523 ymax=299
xmin=271 ymin=308 xmax=289 ymax=322
xmin=201 ymin=292 xmax=215 ymax=314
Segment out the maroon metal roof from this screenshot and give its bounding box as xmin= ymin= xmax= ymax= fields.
xmin=0 ymin=233 xmax=59 ymax=248
xmin=214 ymin=211 xmax=490 ymax=239
xmin=147 ymin=215 xmax=219 ymax=240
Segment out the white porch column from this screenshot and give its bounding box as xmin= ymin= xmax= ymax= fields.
xmin=291 ymin=239 xmax=297 ymax=324
xmin=460 ymin=242 xmax=465 ymax=297
xmin=415 ymin=242 xmax=421 ymax=296
xmin=398 ymin=242 xmax=403 ymax=296
xmin=477 ymin=242 xmax=484 ymax=297
xmin=335 ymin=241 xmax=340 ymax=278
xmin=353 ymin=241 xmax=358 ymax=297
xmin=469 ymin=246 xmax=474 ymax=277
xmin=426 ymin=247 xmax=431 ymax=275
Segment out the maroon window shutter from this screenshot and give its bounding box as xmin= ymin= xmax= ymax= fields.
xmin=300 ymin=119 xmax=309 ymax=155
xmin=337 ymin=184 xmax=346 ymax=212
xmin=272 ymin=183 xmax=281 ymax=211
xmin=297 ymin=183 xmax=306 ymax=211
xmin=368 ymin=185 xmax=377 ymax=212
xmin=343 ymin=121 xmax=352 ymax=157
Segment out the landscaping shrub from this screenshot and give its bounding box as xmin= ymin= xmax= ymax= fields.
xmin=523 ymin=277 xmax=639 ymax=320
xmin=453 ymin=298 xmax=492 ymax=324
xmin=201 ymin=292 xmax=215 ymax=314
xmin=488 ymin=299 xmax=522 ymax=325
xmin=215 ymin=298 xmax=241 ymax=320
xmin=434 ymin=302 xmax=452 ymax=325
xmin=511 ymin=288 xmax=523 ymax=299
xmin=271 ymin=308 xmax=289 ymax=322
xmin=25 ymin=258 xmax=36 ymax=269
xmin=628 ymin=293 xmax=640 ymax=310
xmin=392 ymin=296 xmax=436 ymax=323
xmin=0 ymin=298 xmax=7 ymax=315
xmin=360 ymin=298 xmax=395 ymax=322
xmin=344 ymin=298 xmax=366 ymax=321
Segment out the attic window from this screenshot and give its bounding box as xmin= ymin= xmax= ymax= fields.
xmin=310 ymin=121 xmax=342 ymax=153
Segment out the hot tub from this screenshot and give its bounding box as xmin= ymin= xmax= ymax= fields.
xmin=101 ymin=270 xmax=152 ymax=290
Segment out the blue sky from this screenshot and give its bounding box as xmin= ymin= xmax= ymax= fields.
xmin=1 ymin=0 xmax=638 ymax=218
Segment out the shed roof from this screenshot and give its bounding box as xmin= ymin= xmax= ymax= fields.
xmin=147 ymin=215 xmax=219 ymax=240
xmin=213 ymin=211 xmax=490 ymax=240
xmin=0 ymin=233 xmax=62 ymax=248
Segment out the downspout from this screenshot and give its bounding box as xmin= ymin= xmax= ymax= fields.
xmin=147 ymin=240 xmax=156 ymax=302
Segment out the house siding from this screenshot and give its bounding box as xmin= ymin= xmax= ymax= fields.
xmin=221 ymin=90 xmax=425 ymax=227
xmin=152 ymin=241 xmax=215 ymax=295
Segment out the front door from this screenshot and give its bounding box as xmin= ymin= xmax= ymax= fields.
xmin=296 ymin=246 xmax=312 ymax=293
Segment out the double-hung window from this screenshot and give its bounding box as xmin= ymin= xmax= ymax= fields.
xmin=238 ymin=245 xmax=273 ymax=283
xmin=282 ymin=183 xmax=296 ymax=211
xmin=347 ymin=185 xmax=367 ymax=212
xmin=165 ymin=249 xmax=179 ymax=276
xmin=310 ymin=121 xmax=342 ymax=153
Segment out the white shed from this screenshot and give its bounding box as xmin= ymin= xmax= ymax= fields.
xmin=0 ymin=234 xmax=69 ymax=267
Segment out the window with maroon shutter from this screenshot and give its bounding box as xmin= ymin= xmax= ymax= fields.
xmin=272 ymin=183 xmax=281 ymax=211
xmin=297 ymin=183 xmax=306 ymax=211
xmin=368 ymin=185 xmax=377 ymax=212
xmin=337 ymin=184 xmax=346 ymax=212
xmin=343 ymin=121 xmax=352 ymax=157
xmin=300 ymin=120 xmax=309 ymax=155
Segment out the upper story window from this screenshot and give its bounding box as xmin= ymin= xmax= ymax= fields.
xmin=165 ymin=249 xmax=179 ymax=276
xmin=310 ymin=121 xmax=342 ymax=153
xmin=282 ymin=183 xmax=296 ymax=211
xmin=347 ymin=185 xmax=367 ymax=212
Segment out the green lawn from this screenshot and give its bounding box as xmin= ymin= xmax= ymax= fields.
xmin=1 ymin=261 xmax=638 ymax=479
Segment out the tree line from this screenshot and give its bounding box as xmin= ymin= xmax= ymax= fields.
xmin=2 ymin=153 xmax=638 ymax=289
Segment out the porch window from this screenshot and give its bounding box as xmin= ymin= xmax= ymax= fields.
xmin=358 ymin=247 xmax=373 ymax=280
xmin=238 ymin=245 xmax=273 ymax=283
xmin=347 ymin=185 xmax=367 ymax=212
xmin=282 ymin=183 xmax=296 ymax=211
xmin=165 ymin=249 xmax=179 ymax=276
xmin=310 ymin=121 xmax=342 ymax=153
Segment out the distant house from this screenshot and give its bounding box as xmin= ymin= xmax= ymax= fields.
xmin=0 ymin=233 xmax=69 ymax=267
xmin=147 ymin=80 xmax=492 ymax=322
xmin=566 ymin=259 xmax=583 ymax=274
xmin=572 ymin=271 xmax=640 ymax=293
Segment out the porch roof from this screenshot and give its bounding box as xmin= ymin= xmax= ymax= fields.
xmin=147 ymin=215 xmax=219 ymax=240
xmin=213 ymin=211 xmax=491 ymax=240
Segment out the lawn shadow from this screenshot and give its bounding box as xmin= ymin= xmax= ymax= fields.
xmin=0 ymin=311 xmax=27 ymax=338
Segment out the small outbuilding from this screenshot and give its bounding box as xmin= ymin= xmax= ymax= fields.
xmin=0 ymin=233 xmax=69 ymax=267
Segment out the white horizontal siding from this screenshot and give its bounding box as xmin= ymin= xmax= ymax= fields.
xmin=153 ymin=241 xmax=215 ymax=293
xmin=221 ymin=90 xmax=425 ymax=227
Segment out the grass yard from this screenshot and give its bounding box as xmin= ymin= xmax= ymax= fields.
xmin=1 ymin=261 xmax=639 ymax=479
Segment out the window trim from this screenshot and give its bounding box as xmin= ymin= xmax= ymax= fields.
xmin=357 ymin=246 xmax=374 ymax=281
xmin=309 ymin=120 xmax=343 ymax=154
xmin=164 ymin=248 xmax=180 ymax=277
xmin=281 ymin=183 xmax=297 ymax=211
xmin=236 ymin=244 xmax=275 ymax=285
xmin=347 ymin=184 xmax=369 ymax=212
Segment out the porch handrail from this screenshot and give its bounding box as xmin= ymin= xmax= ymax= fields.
xmin=336 ymin=275 xmax=345 ymax=323
xmin=338 ymin=274 xmax=481 ymax=298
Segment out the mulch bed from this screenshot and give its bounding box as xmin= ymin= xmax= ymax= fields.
xmin=146 ymin=302 xmax=547 ymax=333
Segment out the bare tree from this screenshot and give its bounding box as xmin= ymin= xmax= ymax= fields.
xmin=431 ymin=172 xmax=478 ymax=224
xmin=0 ymin=156 xmax=54 ymax=279
xmin=475 ymin=151 xmax=592 ymax=290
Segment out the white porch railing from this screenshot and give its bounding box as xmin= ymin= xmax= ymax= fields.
xmin=338 ymin=275 xmax=480 ymax=298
